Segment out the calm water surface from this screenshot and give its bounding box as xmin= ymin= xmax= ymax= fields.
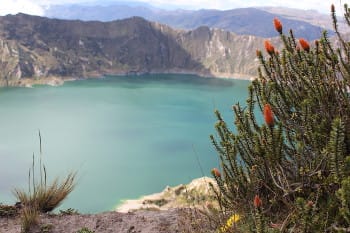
xmin=0 ymin=74 xmax=250 ymax=213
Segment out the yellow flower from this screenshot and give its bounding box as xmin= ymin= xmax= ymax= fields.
xmin=218 ymin=214 xmax=240 ymax=232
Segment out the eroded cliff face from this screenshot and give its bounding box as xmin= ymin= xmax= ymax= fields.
xmin=0 ymin=13 xmax=275 ymax=85
xmin=0 ymin=39 xmax=20 ymax=85
xmin=179 ymin=26 xmax=270 ymax=77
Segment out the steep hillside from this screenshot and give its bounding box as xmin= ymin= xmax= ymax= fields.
xmin=155 ymin=8 xmax=327 ymax=40
xmin=0 ymin=14 xmax=275 ymax=86
xmin=45 ymin=5 xmax=329 ymax=40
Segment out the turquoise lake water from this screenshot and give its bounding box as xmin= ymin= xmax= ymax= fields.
xmin=0 ymin=74 xmax=251 ymax=213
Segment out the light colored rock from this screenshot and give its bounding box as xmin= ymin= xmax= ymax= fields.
xmin=116 ymin=177 xmax=217 ymax=213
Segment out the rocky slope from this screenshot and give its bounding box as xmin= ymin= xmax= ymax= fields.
xmin=0 ymin=13 xmax=277 ymax=86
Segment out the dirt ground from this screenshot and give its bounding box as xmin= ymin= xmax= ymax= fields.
xmin=0 ymin=208 xmax=214 ymax=233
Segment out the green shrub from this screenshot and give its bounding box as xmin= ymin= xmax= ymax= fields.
xmin=211 ymin=4 xmax=350 ymax=232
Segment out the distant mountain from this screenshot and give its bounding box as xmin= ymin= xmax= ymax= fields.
xmin=0 ymin=14 xmax=275 ymax=86
xmin=44 ymin=5 xmax=331 ymax=40
xmin=44 ymin=4 xmax=157 ymax=22
xmin=260 ymin=7 xmax=350 ymax=34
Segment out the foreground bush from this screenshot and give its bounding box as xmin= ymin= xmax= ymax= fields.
xmin=211 ymin=4 xmax=350 ymax=232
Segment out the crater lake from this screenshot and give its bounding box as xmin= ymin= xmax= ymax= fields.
xmin=0 ymin=74 xmax=251 ymax=213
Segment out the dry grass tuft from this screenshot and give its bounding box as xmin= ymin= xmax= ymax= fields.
xmin=20 ymin=206 xmax=39 ymax=233
xmin=13 ymin=131 xmax=77 ymax=232
xmin=14 ymin=172 xmax=76 ymax=213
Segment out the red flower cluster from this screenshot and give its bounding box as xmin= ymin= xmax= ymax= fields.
xmin=315 ymin=40 xmax=319 ymax=48
xmin=299 ymin=38 xmax=310 ymax=52
xmin=273 ymin=17 xmax=282 ymax=34
xmin=211 ymin=168 xmax=221 ymax=177
xmin=307 ymin=201 xmax=314 ymax=208
xmin=264 ymin=40 xmax=275 ymax=55
xmin=263 ymin=103 xmax=274 ymax=126
xmin=254 ymin=195 xmax=262 ymax=208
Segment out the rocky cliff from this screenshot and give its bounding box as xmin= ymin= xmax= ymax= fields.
xmin=0 ymin=13 xmax=275 ymax=86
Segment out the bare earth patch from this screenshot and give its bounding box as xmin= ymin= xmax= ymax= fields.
xmin=0 ymin=208 xmax=210 ymax=233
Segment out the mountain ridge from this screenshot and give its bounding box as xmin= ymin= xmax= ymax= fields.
xmin=44 ymin=5 xmax=331 ymax=40
xmin=0 ymin=13 xmax=277 ymax=86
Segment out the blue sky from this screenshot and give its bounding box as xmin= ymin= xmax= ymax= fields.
xmin=0 ymin=0 xmax=345 ymax=16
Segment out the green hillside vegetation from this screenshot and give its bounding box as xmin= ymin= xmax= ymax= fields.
xmin=210 ymin=4 xmax=350 ymax=232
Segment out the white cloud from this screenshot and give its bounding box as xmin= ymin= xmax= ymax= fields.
xmin=0 ymin=0 xmax=44 ymax=15
xmin=0 ymin=0 xmax=347 ymax=15
xmin=147 ymin=0 xmax=344 ymax=14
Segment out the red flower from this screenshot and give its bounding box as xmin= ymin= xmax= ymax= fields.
xmin=331 ymin=4 xmax=335 ymax=13
xmin=206 ymin=202 xmax=214 ymax=210
xmin=306 ymin=201 xmax=314 ymax=208
xmin=211 ymin=168 xmax=221 ymax=178
xmin=263 ymin=103 xmax=274 ymax=126
xmin=273 ymin=17 xmax=282 ymax=34
xmin=270 ymin=223 xmax=282 ymax=229
xmin=299 ymin=38 xmax=310 ymax=52
xmin=254 ymin=195 xmax=262 ymax=208
xmin=264 ymin=40 xmax=275 ymax=55
xmin=315 ymin=40 xmax=319 ymax=47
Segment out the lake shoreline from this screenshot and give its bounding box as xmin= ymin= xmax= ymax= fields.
xmin=1 ymin=71 xmax=255 ymax=88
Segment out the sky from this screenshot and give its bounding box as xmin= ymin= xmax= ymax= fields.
xmin=0 ymin=0 xmax=346 ymax=16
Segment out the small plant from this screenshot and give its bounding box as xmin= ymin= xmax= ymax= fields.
xmin=21 ymin=206 xmax=39 ymax=233
xmin=218 ymin=213 xmax=240 ymax=233
xmin=12 ymin=131 xmax=77 ymax=233
xmin=40 ymin=223 xmax=54 ymax=233
xmin=0 ymin=204 xmax=19 ymax=217
xmin=76 ymin=227 xmax=95 ymax=233
xmin=14 ymin=172 xmax=76 ymax=213
xmin=14 ymin=131 xmax=76 ymax=213
xmin=59 ymin=207 xmax=79 ymax=215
